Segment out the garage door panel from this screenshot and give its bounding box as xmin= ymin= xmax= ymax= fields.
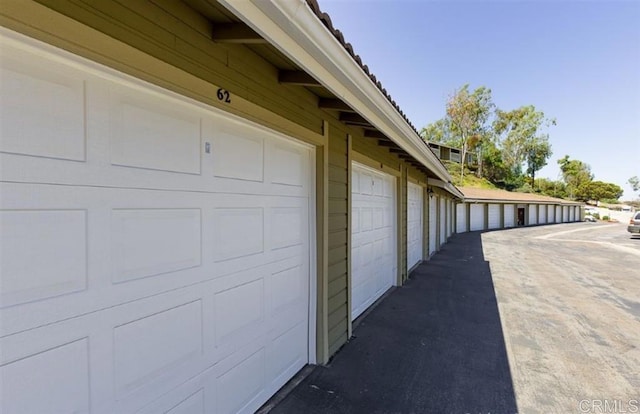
xmin=0 ymin=46 xmax=86 ymax=162
xmin=212 ymin=131 xmax=264 ymax=182
xmin=1 ymin=336 xmax=90 ymax=414
xmin=110 ymin=96 xmax=202 ymax=175
xmin=1 ymin=209 xmax=88 ymax=308
xmin=114 ymin=300 xmax=204 ymax=398
xmin=111 ymin=208 xmax=202 ymax=284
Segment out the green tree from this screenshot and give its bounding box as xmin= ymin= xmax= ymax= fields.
xmin=575 ymin=181 xmax=623 ymax=202
xmin=628 ymin=176 xmax=640 ymax=195
xmin=420 ymin=85 xmax=495 ymax=182
xmin=493 ymin=105 xmax=555 ymax=187
xmin=558 ymin=155 xmax=593 ymax=199
xmin=535 ymin=178 xmax=567 ymax=198
xmin=420 ymin=118 xmax=451 ymax=143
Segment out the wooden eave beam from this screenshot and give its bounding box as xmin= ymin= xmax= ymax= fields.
xmin=279 ymin=71 xmax=322 ymax=86
xmin=377 ymin=140 xmax=398 ymax=148
xmin=212 ymin=23 xmax=265 ymax=44
xmin=339 ymin=112 xmax=372 ymax=127
xmin=364 ymin=130 xmax=388 ymax=140
xmin=318 ymin=98 xmax=354 ymax=112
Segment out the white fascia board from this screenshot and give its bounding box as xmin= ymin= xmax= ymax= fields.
xmin=218 ymin=0 xmax=453 ymax=186
xmin=427 ymin=178 xmax=464 ymax=199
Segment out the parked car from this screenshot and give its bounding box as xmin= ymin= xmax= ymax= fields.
xmin=584 ymin=215 xmax=597 ymax=222
xmin=628 ymin=212 xmax=640 ymax=236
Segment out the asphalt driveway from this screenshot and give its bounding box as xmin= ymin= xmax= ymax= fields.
xmin=266 ymin=222 xmax=640 ymax=414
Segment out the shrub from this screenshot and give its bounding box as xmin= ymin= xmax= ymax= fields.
xmin=602 ymin=215 xmax=610 ymax=221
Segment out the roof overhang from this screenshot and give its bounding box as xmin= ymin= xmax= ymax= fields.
xmin=427 ymin=178 xmax=464 ymax=200
xmin=218 ymin=0 xmax=453 ymax=187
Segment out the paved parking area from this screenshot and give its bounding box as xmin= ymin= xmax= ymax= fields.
xmin=268 ymin=222 xmax=640 ymax=414
xmin=484 ymin=222 xmax=640 ymax=413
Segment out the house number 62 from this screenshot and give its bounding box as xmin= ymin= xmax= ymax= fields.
xmin=216 ymin=88 xmax=231 ymax=103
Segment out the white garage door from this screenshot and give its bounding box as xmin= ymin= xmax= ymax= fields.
xmin=351 ymin=163 xmax=396 ymax=320
xmin=528 ymin=204 xmax=538 ymax=225
xmin=504 ymin=204 xmax=515 ymax=228
xmin=407 ymin=182 xmax=423 ymax=270
xmin=569 ymin=206 xmax=575 ymax=222
xmin=488 ymin=204 xmax=501 ymax=229
xmin=470 ymin=204 xmax=485 ymax=231
xmin=0 ymin=34 xmax=312 ymax=414
xmin=439 ymin=197 xmax=447 ymax=245
xmin=563 ymin=206 xmax=569 ymax=222
xmin=539 ymin=204 xmax=547 ymax=224
xmin=456 ymin=203 xmax=467 ymax=233
xmin=447 ymin=200 xmax=453 ymax=238
xmin=547 ymin=205 xmax=555 ymax=223
xmin=429 ymin=195 xmax=437 ymax=255
xmin=556 ymin=206 xmax=562 ymax=223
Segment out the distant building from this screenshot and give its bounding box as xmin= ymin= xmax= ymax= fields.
xmin=427 ymin=141 xmax=477 ymax=167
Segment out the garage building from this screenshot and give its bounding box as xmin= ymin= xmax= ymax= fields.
xmin=455 ymin=187 xmax=584 ymax=233
xmin=0 ymin=1 xmax=462 ymax=413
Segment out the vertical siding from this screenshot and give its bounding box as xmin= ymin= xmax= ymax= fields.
xmin=327 ymin=128 xmax=349 ymax=356
xmin=31 ymin=0 xmax=325 ymax=134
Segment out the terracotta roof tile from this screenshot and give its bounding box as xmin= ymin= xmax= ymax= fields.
xmin=305 ymin=0 xmax=420 ymax=134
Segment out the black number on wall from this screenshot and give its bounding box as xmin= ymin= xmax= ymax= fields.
xmin=216 ymin=88 xmax=231 ymax=103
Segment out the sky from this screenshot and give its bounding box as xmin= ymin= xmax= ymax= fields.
xmin=319 ymin=0 xmax=640 ymax=200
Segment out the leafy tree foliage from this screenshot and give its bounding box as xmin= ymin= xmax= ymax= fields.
xmin=557 ymin=155 xmax=593 ymax=199
xmin=534 ymin=178 xmax=567 ymax=198
xmin=420 ymin=85 xmax=494 ymax=182
xmin=420 ymin=85 xmax=624 ymax=202
xmin=493 ymin=106 xmax=555 ymax=187
xmin=575 ymin=181 xmax=623 ymax=202
xmin=629 ymin=176 xmax=640 ymax=194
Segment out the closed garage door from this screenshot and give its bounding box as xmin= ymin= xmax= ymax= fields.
xmin=488 ymin=204 xmax=501 ymax=229
xmin=528 ymin=204 xmax=538 ymax=225
xmin=456 ymin=203 xmax=467 ymax=233
xmin=504 ymin=204 xmax=515 ymax=227
xmin=439 ymin=197 xmax=447 ymax=245
xmin=407 ymin=182 xmax=423 ymax=270
xmin=1 ymin=35 xmax=312 ymax=414
xmin=447 ymin=200 xmax=456 ymax=237
xmin=548 ymin=205 xmax=555 ymax=223
xmin=563 ymin=206 xmax=569 ymax=222
xmin=429 ymin=195 xmax=437 ymax=255
xmin=556 ymin=206 xmax=562 ymax=223
xmin=539 ymin=204 xmax=547 ymax=224
xmin=569 ymin=206 xmax=575 ymax=222
xmin=470 ymin=204 xmax=485 ymax=231
xmin=351 ymin=163 xmax=396 ymax=320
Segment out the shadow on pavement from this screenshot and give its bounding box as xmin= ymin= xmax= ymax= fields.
xmin=269 ymin=231 xmax=518 ymax=414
